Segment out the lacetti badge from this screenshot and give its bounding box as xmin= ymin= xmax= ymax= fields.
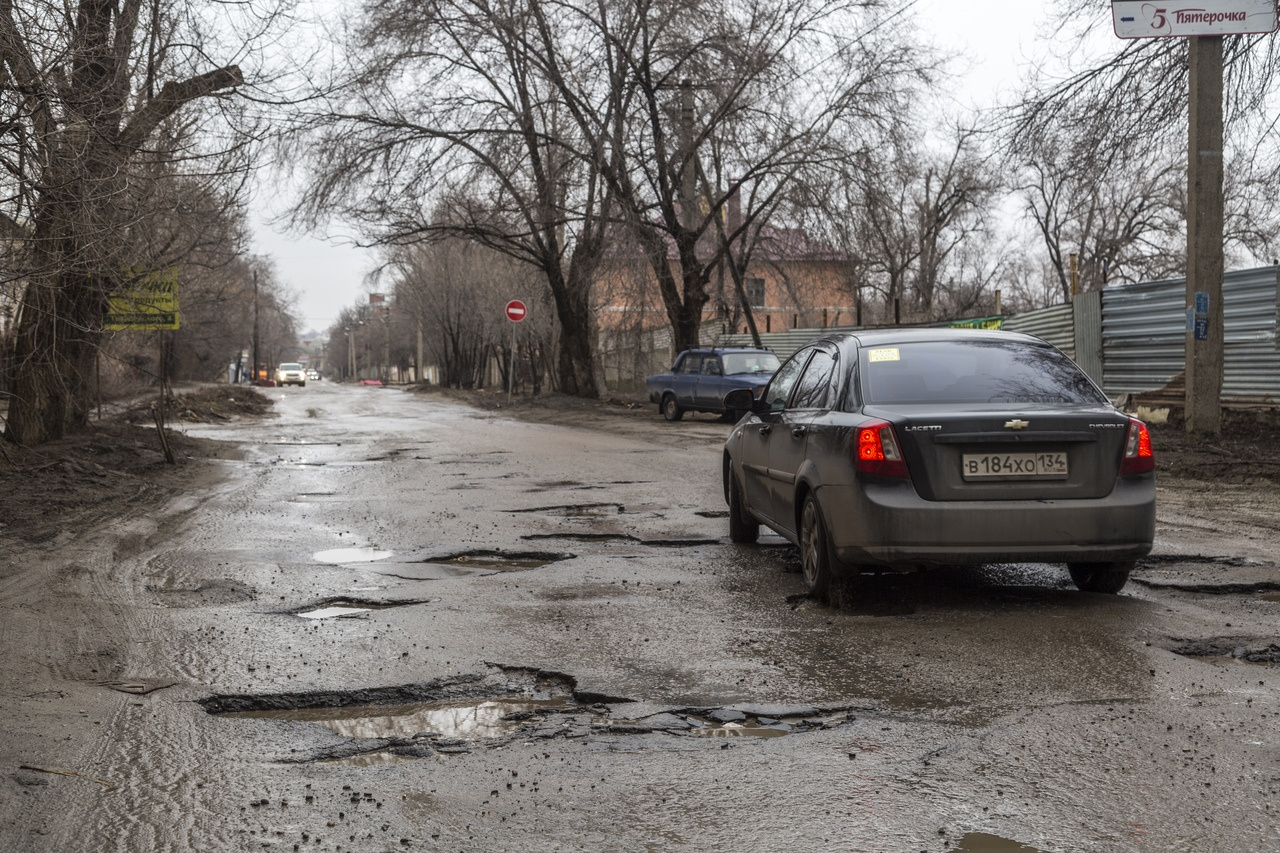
xmin=1004 ymin=419 xmax=1030 ymax=430
xmin=1111 ymin=0 xmax=1278 ymax=38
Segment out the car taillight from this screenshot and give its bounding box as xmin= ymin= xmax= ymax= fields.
xmin=1119 ymin=417 xmax=1155 ymax=476
xmin=855 ymin=420 xmax=910 ymax=478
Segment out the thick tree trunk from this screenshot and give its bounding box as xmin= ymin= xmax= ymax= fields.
xmin=5 ymin=272 xmax=105 ymax=445
xmin=550 ymin=274 xmax=601 ymax=398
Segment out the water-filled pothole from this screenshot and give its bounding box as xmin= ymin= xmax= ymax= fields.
xmin=954 ymin=834 xmax=1046 ymax=852
xmin=507 ymin=503 xmax=625 ymax=517
xmin=687 ymin=718 xmax=790 ymax=738
xmin=521 ymin=533 xmax=720 ymax=548
xmin=227 ymin=696 xmax=578 ymax=739
xmin=313 ymin=547 xmax=395 ymax=564
xmin=294 ymin=599 xmax=419 ymax=619
xmin=1260 ymin=592 xmax=1280 ymax=603
xmin=427 ymin=550 xmax=574 ymax=571
xmin=201 ymin=668 xmax=828 ymax=762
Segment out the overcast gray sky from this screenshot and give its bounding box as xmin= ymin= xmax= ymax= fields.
xmin=252 ymin=0 xmax=1053 ymax=335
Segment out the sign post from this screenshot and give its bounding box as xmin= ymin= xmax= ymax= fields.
xmin=1110 ymin=0 xmax=1276 ymax=435
xmin=504 ymin=300 xmax=526 ymax=405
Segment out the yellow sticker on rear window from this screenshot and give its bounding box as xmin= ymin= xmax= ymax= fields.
xmin=867 ymin=348 xmax=900 ymax=362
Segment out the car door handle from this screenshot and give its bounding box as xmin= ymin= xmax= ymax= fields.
xmin=792 ymin=427 xmax=807 ymax=438
xmin=759 ymin=425 xmax=772 ymax=436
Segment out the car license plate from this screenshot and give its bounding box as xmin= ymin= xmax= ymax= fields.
xmin=961 ymin=452 xmax=1069 ymax=480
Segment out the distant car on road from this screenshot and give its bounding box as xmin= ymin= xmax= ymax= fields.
xmin=721 ymin=329 xmax=1156 ymax=596
xmin=275 ymin=363 xmax=306 ymax=387
xmin=306 ymin=369 xmax=320 ymax=381
xmin=647 ymin=348 xmax=780 ymax=421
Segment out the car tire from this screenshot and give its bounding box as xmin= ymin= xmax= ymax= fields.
xmin=727 ymin=472 xmax=759 ymax=544
xmin=1067 ymin=561 xmax=1133 ymax=594
xmin=300 ymin=382 xmax=306 ymax=387
xmin=661 ymin=394 xmax=684 ymax=421
xmin=800 ymin=494 xmax=840 ymax=599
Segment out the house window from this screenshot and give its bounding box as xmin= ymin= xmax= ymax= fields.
xmin=744 ymin=278 xmax=766 ymax=308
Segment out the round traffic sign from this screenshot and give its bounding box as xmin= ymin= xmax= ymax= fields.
xmin=505 ymin=300 xmax=527 ymax=322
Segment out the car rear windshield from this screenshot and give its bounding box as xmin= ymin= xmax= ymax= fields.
xmin=721 ymin=353 xmax=780 ymax=375
xmin=858 ymin=340 xmax=1108 ymax=406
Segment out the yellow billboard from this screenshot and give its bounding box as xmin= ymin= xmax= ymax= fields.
xmin=105 ymin=268 xmax=179 ymax=331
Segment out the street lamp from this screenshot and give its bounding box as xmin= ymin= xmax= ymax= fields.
xmin=345 ymin=326 xmax=353 ymax=380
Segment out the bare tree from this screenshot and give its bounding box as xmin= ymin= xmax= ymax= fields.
xmin=1003 ymin=7 xmax=1280 ymax=285
xmin=292 ymin=0 xmax=613 ymax=397
xmin=0 ymin=0 xmax=278 ymax=445
xmin=1011 ymin=133 xmax=1185 ymax=303
xmin=530 ymin=0 xmax=933 ymax=352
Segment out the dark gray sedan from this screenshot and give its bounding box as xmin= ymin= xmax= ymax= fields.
xmin=722 ymin=329 xmax=1155 ymax=596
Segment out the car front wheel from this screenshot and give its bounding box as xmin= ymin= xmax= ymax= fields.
xmin=661 ymin=394 xmax=684 ymax=421
xmin=800 ymin=494 xmax=839 ymax=598
xmin=1067 ymin=561 xmax=1134 ymax=594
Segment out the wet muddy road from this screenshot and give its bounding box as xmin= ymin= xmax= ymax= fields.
xmin=3 ymin=383 xmax=1280 ymax=852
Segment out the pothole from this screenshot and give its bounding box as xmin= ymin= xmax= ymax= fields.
xmin=507 ymin=503 xmax=625 ymax=517
xmin=686 ymin=718 xmax=790 ymax=738
xmin=695 ymin=510 xmax=730 ymax=519
xmin=1261 ymin=592 xmax=1280 ymax=603
xmin=147 ymin=579 xmax=256 ymax=607
xmin=521 ymin=533 xmax=720 ymax=548
xmin=203 ymin=667 xmax=845 ymax=763
xmin=293 ymin=599 xmax=422 ymax=619
xmin=954 ymin=834 xmax=1046 ymax=852
xmin=1167 ymin=638 xmax=1280 ymax=665
xmin=228 ymin=695 xmax=580 ymax=740
xmin=313 ymin=547 xmax=395 ymax=564
xmin=424 ymin=550 xmax=575 ymax=571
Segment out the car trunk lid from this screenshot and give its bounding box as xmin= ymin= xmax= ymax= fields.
xmin=864 ymin=405 xmax=1130 ymax=501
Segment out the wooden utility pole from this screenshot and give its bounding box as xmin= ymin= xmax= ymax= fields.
xmin=1186 ymin=36 xmax=1225 ymax=435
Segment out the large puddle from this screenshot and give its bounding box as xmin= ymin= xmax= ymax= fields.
xmin=227 ymin=696 xmax=576 ymax=740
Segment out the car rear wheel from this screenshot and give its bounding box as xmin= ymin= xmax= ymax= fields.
xmin=800 ymin=495 xmax=839 ymax=598
xmin=1067 ymin=561 xmax=1134 ymax=594
xmin=727 ymin=472 xmax=759 ymax=544
xmin=661 ymin=394 xmax=684 ymax=421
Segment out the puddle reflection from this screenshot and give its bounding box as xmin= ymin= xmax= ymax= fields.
xmin=688 ymin=719 xmax=790 ymax=738
xmin=229 ymin=696 xmax=575 ymax=740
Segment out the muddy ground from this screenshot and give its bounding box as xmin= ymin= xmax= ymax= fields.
xmin=2 ymin=384 xmax=1280 ymax=852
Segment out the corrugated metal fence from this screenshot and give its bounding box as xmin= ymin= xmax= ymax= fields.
xmin=1101 ymin=266 xmax=1280 ymax=403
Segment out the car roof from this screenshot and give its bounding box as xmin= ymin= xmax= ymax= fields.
xmin=805 ymin=328 xmax=1046 ymax=349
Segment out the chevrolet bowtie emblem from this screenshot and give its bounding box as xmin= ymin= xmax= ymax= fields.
xmin=1004 ymin=419 xmax=1030 ymax=430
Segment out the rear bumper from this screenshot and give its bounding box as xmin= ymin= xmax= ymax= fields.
xmin=820 ymin=476 xmax=1155 ymax=568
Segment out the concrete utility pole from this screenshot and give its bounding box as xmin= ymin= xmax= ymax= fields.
xmin=1186 ymin=36 xmax=1225 ymax=436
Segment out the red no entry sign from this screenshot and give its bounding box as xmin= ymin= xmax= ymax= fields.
xmin=505 ymin=300 xmax=527 ymax=322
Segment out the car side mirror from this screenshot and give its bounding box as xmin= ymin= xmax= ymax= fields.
xmin=723 ymin=388 xmax=758 ymax=412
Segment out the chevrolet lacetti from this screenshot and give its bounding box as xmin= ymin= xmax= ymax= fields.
xmin=721 ymin=329 xmax=1156 ymax=597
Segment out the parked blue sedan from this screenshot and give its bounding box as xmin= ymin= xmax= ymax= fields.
xmin=646 ymin=348 xmax=780 ymax=421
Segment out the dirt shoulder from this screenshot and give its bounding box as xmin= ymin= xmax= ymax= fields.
xmin=0 ymin=386 xmax=273 ymax=551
